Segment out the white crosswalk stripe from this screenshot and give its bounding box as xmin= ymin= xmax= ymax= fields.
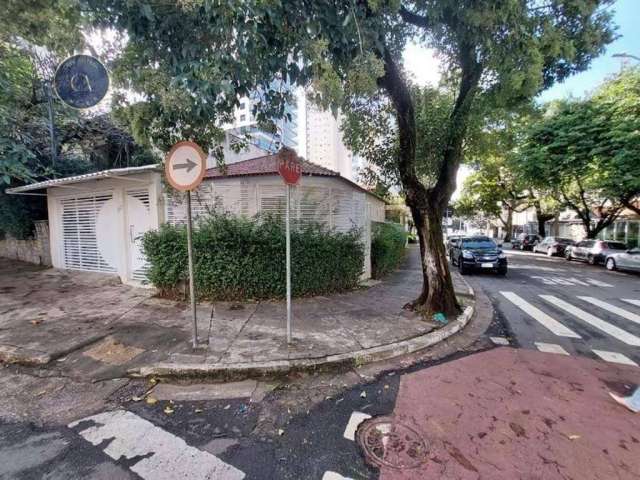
xmin=585 ymin=279 xmax=614 ymax=287
xmin=621 ymin=299 xmax=640 ymax=308
xmin=577 ymin=297 xmax=640 ymax=325
xmin=69 ymin=410 xmax=245 ymax=480
xmin=592 ymin=350 xmax=638 ymax=367
xmin=500 ymin=292 xmax=581 ymax=338
xmin=540 ymin=295 xmax=640 ymax=346
xmin=534 ymin=342 xmax=569 ymax=355
xmin=343 ymin=411 xmax=371 ymax=441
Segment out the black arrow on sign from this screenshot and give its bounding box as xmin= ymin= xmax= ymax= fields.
xmin=173 ymin=157 xmax=197 ymax=173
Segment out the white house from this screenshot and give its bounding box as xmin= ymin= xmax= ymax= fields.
xmin=6 ymin=155 xmax=385 ymax=285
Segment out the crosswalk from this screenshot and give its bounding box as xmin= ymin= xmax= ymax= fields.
xmin=499 ymin=291 xmax=640 ymax=367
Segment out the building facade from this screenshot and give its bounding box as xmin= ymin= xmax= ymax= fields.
xmin=304 ymin=103 xmax=354 ymax=181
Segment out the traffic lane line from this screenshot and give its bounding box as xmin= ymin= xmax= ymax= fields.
xmin=577 ymin=297 xmax=640 ymax=325
xmin=540 ymin=295 xmax=640 ymax=346
xmin=322 ymin=472 xmax=353 ymax=480
xmin=69 ymin=410 xmax=245 ymax=480
xmin=534 ymin=342 xmax=570 ymax=355
xmin=500 ymin=292 xmax=581 ymax=338
xmin=592 ymin=350 xmax=638 ymax=367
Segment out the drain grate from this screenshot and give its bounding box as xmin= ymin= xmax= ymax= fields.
xmin=356 ymin=416 xmax=429 ymax=469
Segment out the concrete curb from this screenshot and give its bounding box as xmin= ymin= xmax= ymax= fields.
xmin=130 ymin=281 xmax=477 ymax=380
xmin=0 ymin=333 xmax=109 ymax=366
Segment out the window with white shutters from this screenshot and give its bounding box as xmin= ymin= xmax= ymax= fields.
xmin=331 ymin=188 xmax=356 ymax=232
xmin=165 ymin=183 xmax=213 ymax=226
xmin=298 ymin=186 xmax=330 ymax=227
xmin=258 ymin=185 xmax=286 ymax=223
xmin=61 ymin=193 xmax=116 ymax=273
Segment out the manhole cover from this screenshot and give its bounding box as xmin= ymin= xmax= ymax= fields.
xmin=356 ymin=416 xmax=429 ymax=469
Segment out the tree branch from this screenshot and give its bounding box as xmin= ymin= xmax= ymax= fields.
xmin=399 ymin=5 xmax=430 ymax=29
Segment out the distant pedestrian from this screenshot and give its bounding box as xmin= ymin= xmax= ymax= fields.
xmin=610 ymin=386 xmax=640 ymax=413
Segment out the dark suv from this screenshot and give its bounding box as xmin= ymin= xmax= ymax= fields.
xmin=511 ymin=233 xmax=541 ymax=251
xmin=451 ymin=236 xmax=508 ymax=275
xmin=565 ymin=239 xmax=628 ymax=265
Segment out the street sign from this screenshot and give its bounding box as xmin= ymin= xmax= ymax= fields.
xmin=165 ymin=141 xmax=207 ymax=349
xmin=164 ymin=141 xmax=207 ymax=192
xmin=54 ymin=55 xmax=109 ymax=109
xmin=276 ymin=148 xmax=302 ymax=344
xmin=277 ymin=148 xmax=302 ymax=185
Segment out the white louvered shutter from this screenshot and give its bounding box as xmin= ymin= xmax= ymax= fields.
xmin=258 ymin=185 xmax=286 ymax=223
xmin=298 ymin=185 xmax=330 ymax=228
xmin=60 ymin=193 xmax=116 ymax=273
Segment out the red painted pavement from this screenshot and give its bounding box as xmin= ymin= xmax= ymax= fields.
xmin=379 ymin=348 xmax=640 ymax=480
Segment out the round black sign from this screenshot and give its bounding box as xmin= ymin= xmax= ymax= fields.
xmin=53 ymin=55 xmax=109 ymax=109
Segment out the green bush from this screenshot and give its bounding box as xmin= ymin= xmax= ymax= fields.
xmin=371 ymin=222 xmax=407 ymax=278
xmin=142 ymin=213 xmax=364 ymax=300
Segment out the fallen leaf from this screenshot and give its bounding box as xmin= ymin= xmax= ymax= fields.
xmin=194 ymin=408 xmax=203 ymax=413
xmin=146 ymin=397 xmax=158 ymax=405
xmin=384 ymin=385 xmax=389 ymax=390
xmin=131 ymin=396 xmax=143 ymax=402
xmin=30 ymin=320 xmax=42 ymax=326
xmin=278 ymin=429 xmax=284 ymax=436
xmin=224 ymin=404 xmax=231 ymax=410
xmin=567 ymin=434 xmax=580 ymax=440
xmin=164 ymin=406 xmax=174 ymax=414
xmin=360 ymin=391 xmax=367 ymax=398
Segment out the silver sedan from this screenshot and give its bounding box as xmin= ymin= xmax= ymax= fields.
xmin=605 ymin=247 xmax=640 ymax=273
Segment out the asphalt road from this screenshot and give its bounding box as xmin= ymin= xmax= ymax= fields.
xmin=465 ymin=248 xmax=640 ymax=366
xmin=3 ymin=249 xmax=639 ymax=480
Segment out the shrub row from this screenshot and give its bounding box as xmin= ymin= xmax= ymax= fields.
xmin=141 ymin=213 xmax=364 ymax=300
xmin=371 ymin=221 xmax=407 ymax=279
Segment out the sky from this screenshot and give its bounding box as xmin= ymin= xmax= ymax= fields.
xmin=402 ymin=0 xmax=639 ymax=198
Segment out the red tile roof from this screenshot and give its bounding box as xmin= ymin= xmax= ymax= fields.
xmin=204 ymin=154 xmax=339 ymax=179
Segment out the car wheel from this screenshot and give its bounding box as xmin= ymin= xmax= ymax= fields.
xmin=458 ymin=257 xmax=469 ymax=275
xmin=565 ymin=250 xmax=572 ymax=261
xmin=606 ymin=258 xmax=616 ymax=271
xmin=587 ymin=254 xmax=596 ymax=265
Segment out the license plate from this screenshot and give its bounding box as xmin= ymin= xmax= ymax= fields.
xmin=481 ymin=263 xmax=493 ymax=268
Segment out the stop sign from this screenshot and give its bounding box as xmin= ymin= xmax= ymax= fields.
xmin=277 ymin=148 xmax=302 ymax=185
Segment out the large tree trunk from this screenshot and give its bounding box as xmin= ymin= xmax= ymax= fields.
xmin=501 ymin=207 xmax=513 ymax=243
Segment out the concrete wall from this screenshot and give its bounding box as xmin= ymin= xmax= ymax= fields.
xmin=0 ymin=220 xmax=51 ymax=266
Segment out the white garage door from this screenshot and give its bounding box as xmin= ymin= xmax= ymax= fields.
xmin=60 ymin=193 xmax=118 ymax=273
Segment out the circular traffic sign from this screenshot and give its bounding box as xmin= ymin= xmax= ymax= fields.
xmin=54 ymin=55 xmax=109 ymax=109
xmin=164 ymin=141 xmax=207 ymax=191
xmin=277 ymin=148 xmax=302 ymax=185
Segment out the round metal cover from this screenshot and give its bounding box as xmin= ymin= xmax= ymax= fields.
xmin=54 ymin=55 xmax=109 ymax=109
xmin=356 ymin=416 xmax=429 ymax=469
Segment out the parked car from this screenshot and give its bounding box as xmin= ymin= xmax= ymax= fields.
xmin=533 ymin=236 xmax=575 ymax=256
xmin=451 ymin=236 xmax=507 ymax=275
xmin=511 ymin=233 xmax=541 ymax=251
xmin=565 ymin=239 xmax=628 ymax=265
xmin=604 ymin=247 xmax=640 ymax=272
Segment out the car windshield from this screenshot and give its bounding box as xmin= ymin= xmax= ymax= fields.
xmin=605 ymin=242 xmax=627 ymax=250
xmin=462 ymin=237 xmax=496 ymax=249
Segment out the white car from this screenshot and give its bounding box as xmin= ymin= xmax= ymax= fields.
xmin=605 ymin=247 xmax=640 ymax=273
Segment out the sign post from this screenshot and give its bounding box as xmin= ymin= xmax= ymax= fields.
xmin=277 ymin=148 xmax=302 ymax=344
xmin=165 ymin=141 xmax=207 ymax=348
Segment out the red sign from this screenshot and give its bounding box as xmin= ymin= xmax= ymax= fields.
xmin=277 ymin=148 xmax=302 ymax=185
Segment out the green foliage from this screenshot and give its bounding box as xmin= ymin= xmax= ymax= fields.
xmin=0 ymin=190 xmax=46 ymax=239
xmin=141 ymin=214 xmax=364 ymax=300
xmin=516 ymin=68 xmax=640 ymax=237
xmin=371 ymin=222 xmax=407 ymax=279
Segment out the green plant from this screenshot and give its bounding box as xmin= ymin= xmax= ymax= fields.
xmin=371 ymin=222 xmax=407 ymax=279
xmin=142 ymin=213 xmax=364 ymax=300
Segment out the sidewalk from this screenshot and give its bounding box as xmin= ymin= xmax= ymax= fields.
xmin=0 ymin=246 xmax=474 ymax=380
xmin=370 ymin=347 xmax=640 ymax=480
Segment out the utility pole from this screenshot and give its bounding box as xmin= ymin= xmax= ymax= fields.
xmin=44 ymin=79 xmax=57 ymax=169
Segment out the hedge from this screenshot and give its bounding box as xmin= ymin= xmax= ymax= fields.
xmin=371 ymin=222 xmax=407 ymax=278
xmin=141 ymin=213 xmax=364 ymax=300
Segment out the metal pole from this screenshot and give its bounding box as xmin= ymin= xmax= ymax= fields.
xmin=186 ymin=190 xmax=198 ymax=348
xmin=44 ymin=80 xmax=57 ymax=169
xmin=286 ymin=183 xmax=292 ymax=344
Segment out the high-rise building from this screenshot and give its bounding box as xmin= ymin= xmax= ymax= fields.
xmin=215 ymin=80 xmax=299 ymax=167
xmin=304 ymin=102 xmax=354 ymax=180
